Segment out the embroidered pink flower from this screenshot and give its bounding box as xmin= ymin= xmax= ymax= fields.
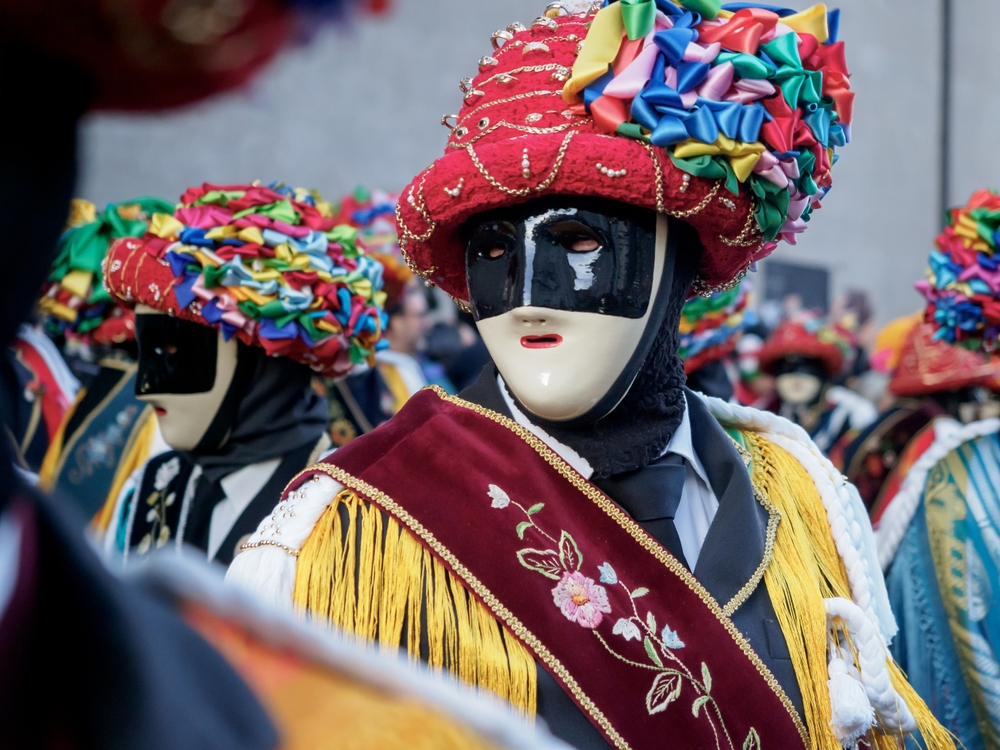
xmin=552 ymin=571 xmax=611 ymax=629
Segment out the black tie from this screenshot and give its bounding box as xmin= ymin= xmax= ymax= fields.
xmin=592 ymin=453 xmax=690 ymax=569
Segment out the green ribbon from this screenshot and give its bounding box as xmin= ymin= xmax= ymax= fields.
xmin=327 ymin=223 xmax=359 ymax=247
xmin=669 ymin=153 xmax=740 ymax=197
xmin=194 ymin=189 xmax=245 ymax=207
xmin=760 ymin=33 xmax=822 ymax=109
xmin=969 ymin=206 xmax=1000 ymax=248
xmin=621 ymin=0 xmax=656 ymax=40
xmin=233 ymin=199 xmax=300 ymax=225
xmin=716 ymin=51 xmax=775 ymax=80
xmin=677 ymin=0 xmax=721 ymax=21
xmin=749 ymin=174 xmax=790 ymax=242
xmin=683 ymin=287 xmax=739 ymax=317
xmin=49 ymin=196 xmax=175 ymax=303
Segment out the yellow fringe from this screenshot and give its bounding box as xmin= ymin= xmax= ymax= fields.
xmin=748 ymin=433 xmax=954 ymax=750
xmin=293 ymin=489 xmax=537 ymax=716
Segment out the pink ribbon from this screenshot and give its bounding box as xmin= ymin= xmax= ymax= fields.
xmin=175 ymin=205 xmax=232 ymax=229
xmin=603 ymin=42 xmax=660 ymax=99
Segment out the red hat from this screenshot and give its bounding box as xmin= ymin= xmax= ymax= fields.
xmin=758 ymin=319 xmax=851 ymax=377
xmin=889 ymin=323 xmax=1000 ymax=397
xmin=396 ymin=2 xmax=852 ymax=305
xmin=103 ymin=183 xmax=389 ymax=378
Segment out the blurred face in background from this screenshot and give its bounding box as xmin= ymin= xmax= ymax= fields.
xmin=385 ymin=284 xmax=430 ymax=356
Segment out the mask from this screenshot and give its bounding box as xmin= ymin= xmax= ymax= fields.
xmin=135 ymin=305 xmax=239 ymax=451
xmin=466 ymin=197 xmax=673 ymax=424
xmin=774 ymin=372 xmax=823 ymax=405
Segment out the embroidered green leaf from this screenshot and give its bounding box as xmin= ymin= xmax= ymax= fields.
xmin=516 ymin=548 xmax=564 ymax=580
xmin=644 ymin=636 xmax=663 ymax=667
xmin=692 ymin=695 xmax=711 ymax=718
xmin=646 ymin=672 xmax=682 ymax=715
xmin=646 ymin=611 xmax=657 ymax=633
xmin=558 ymin=531 xmax=583 ymax=571
xmin=743 ymin=728 xmax=761 ymax=750
xmin=527 ymin=503 xmax=545 ymax=515
xmin=631 ymin=587 xmax=649 ymax=598
xmin=516 ymin=521 xmax=532 ymax=540
xmin=701 ymin=662 xmax=712 ymax=694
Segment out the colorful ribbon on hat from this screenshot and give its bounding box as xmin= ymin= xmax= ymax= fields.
xmin=563 ymin=1 xmax=851 ymax=246
xmin=918 ymin=188 xmax=1000 ymax=352
xmin=145 ymin=182 xmax=388 ymax=372
xmin=40 ymin=196 xmax=175 ymax=342
xmin=679 ymin=282 xmax=751 ymax=367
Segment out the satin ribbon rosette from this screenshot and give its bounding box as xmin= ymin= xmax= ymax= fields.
xmin=918 ymin=188 xmax=1000 ymax=352
xmin=564 ymin=0 xmax=851 ymax=248
xmin=109 ymin=182 xmax=388 ymax=378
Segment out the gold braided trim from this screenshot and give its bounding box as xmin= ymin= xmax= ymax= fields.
xmin=417 ymin=386 xmax=808 ymax=743
xmin=494 ymin=34 xmax=587 ymax=58
xmin=304 ymin=467 xmax=626 ymax=748
xmin=473 ymin=64 xmax=571 ymax=91
xmin=450 ymin=119 xmax=584 ymax=149
xmin=242 ymin=539 xmax=301 ymax=556
xmin=396 ymin=169 xmax=437 ymax=272
xmin=454 ymin=89 xmax=564 ymax=128
xmin=466 ymin=130 xmax=577 ymax=197
xmin=722 ymin=438 xmax=780 ymax=618
xmin=719 ymin=207 xmax=761 ymax=248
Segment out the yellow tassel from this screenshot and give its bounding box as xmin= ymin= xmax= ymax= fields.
xmin=294 ymin=490 xmax=537 ymax=716
xmin=747 ymin=434 xmax=954 ymax=749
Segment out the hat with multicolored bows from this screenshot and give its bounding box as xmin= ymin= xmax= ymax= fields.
xmin=678 ymin=281 xmax=750 ymax=373
xmin=104 ymin=182 xmax=388 ymax=377
xmin=758 ymin=317 xmax=852 ymax=377
xmin=395 ymin=0 xmax=851 ymax=304
xmin=42 ymin=196 xmax=175 ymax=346
xmin=918 ymin=188 xmax=1000 ymax=352
xmin=334 ymin=187 xmax=415 ymax=313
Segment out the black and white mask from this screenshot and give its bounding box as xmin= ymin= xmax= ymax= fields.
xmin=465 ymin=197 xmax=676 ymax=424
xmin=135 ymin=304 xmax=240 ymax=451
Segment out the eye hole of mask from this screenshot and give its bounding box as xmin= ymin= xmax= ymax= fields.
xmin=469 ymin=221 xmax=518 ymax=260
xmin=136 ymin=315 xmax=219 ymax=395
xmin=541 ymin=219 xmax=604 ymax=253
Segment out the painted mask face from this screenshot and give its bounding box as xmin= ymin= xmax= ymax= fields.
xmin=773 ymin=356 xmax=826 ymax=406
xmin=134 ymin=305 xmax=238 ymax=451
xmin=465 ymin=197 xmax=674 ymax=423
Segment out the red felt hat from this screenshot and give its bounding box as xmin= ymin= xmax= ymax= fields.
xmin=758 ymin=320 xmax=849 ymax=377
xmin=396 ymin=12 xmax=765 ymax=305
xmin=889 ymin=323 xmax=1000 ymax=397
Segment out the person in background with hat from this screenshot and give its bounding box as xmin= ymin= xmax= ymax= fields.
xmin=38 ymin=196 xmax=174 ymax=528
xmin=835 ymin=313 xmax=1000 ymax=519
xmin=874 ymin=188 xmax=1000 ymax=748
xmin=680 ymin=282 xmax=751 ymax=401
xmin=100 ymin=182 xmax=387 ymax=567
xmin=758 ymin=317 xmax=877 ymax=453
xmin=230 ymin=3 xmax=948 ymax=748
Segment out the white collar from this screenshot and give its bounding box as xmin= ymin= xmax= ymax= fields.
xmin=662 ymin=392 xmax=711 ymax=487
xmin=497 ymin=376 xmax=709 ymax=485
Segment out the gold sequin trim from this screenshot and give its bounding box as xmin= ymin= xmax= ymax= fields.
xmin=494 ymin=34 xmax=586 ymax=58
xmin=467 ymin=130 xmax=577 ymax=196
xmin=395 ymin=170 xmax=437 ymax=248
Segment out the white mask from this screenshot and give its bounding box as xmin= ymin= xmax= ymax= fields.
xmin=468 ymin=203 xmax=670 ymax=423
xmin=134 ymin=304 xmax=239 ymax=451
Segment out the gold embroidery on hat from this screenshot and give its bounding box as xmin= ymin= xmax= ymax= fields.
xmin=466 ymin=130 xmax=577 ymax=196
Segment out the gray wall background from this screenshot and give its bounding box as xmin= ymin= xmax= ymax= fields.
xmin=79 ymin=0 xmax=999 ymax=323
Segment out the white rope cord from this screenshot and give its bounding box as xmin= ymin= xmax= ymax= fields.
xmin=874 ymin=417 xmax=1000 ymax=570
xmin=702 ymin=395 xmax=896 ymax=643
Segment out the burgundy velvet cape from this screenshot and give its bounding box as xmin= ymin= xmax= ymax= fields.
xmin=289 ymin=388 xmax=807 ymax=749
